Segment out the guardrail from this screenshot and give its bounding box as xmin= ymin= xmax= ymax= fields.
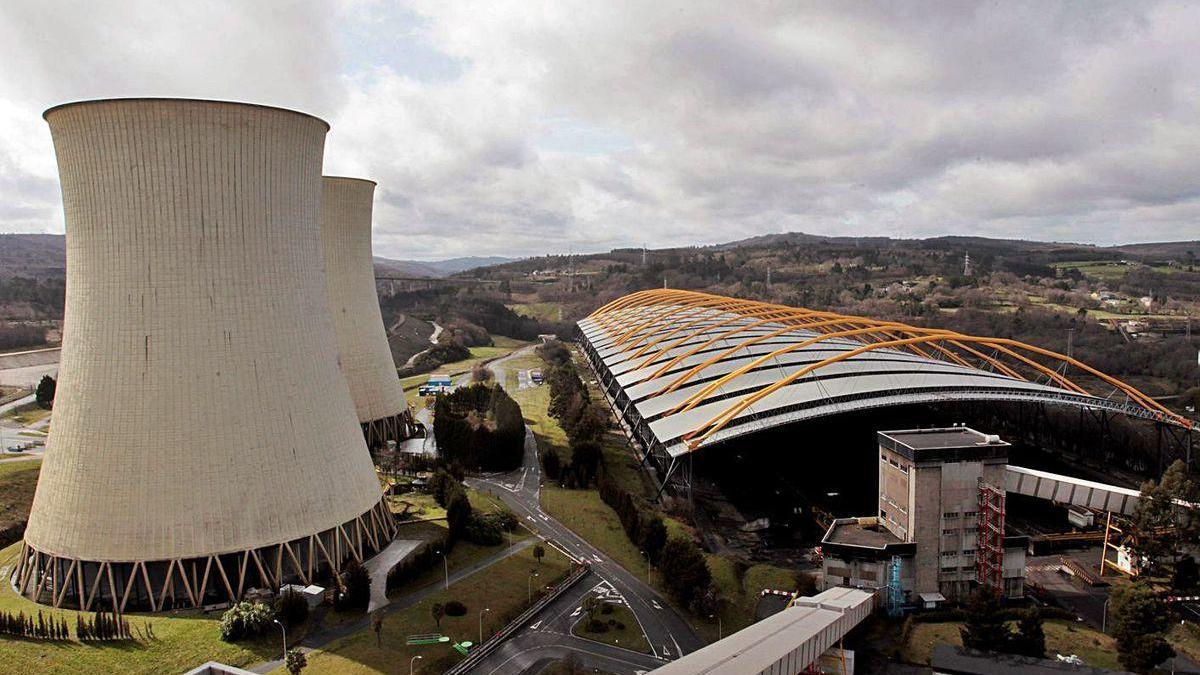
xmin=444 ymin=564 xmax=590 ymax=675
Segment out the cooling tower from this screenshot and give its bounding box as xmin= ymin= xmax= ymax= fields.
xmin=320 ymin=177 xmax=413 ymax=449
xmin=14 ymin=99 xmax=395 ymax=613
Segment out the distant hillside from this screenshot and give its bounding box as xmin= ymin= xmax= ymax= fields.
xmin=373 ymin=255 xmax=515 ymax=278
xmin=0 ymin=234 xmax=65 ymax=278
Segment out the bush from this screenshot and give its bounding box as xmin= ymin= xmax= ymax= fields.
xmin=586 ymin=619 xmax=608 ymax=633
xmin=219 ymin=602 xmax=274 ymax=642
xmin=275 ymin=589 xmax=310 ymax=628
xmin=444 ymin=600 xmax=467 ymax=617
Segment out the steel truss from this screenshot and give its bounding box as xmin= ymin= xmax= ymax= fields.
xmin=11 ymin=498 xmax=396 ymax=614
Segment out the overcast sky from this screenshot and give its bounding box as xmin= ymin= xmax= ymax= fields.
xmin=1 ymin=1 xmax=1197 ymax=260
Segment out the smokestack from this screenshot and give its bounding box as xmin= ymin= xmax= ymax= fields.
xmin=320 ymin=176 xmax=410 ymax=448
xmin=17 ymin=98 xmax=394 ymax=613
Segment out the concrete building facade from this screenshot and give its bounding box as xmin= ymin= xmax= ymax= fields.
xmin=320 ymin=176 xmax=412 ymax=448
xmin=15 ymin=99 xmax=395 ymax=613
xmin=823 ymin=427 xmax=1026 ymax=605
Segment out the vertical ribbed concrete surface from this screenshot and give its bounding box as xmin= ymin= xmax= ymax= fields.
xmin=25 ymin=99 xmax=382 ymax=563
xmin=320 ymin=177 xmax=407 ymax=426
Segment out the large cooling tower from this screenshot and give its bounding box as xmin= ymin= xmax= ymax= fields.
xmin=15 ymin=99 xmax=395 ymax=613
xmin=320 ymin=177 xmax=412 ymax=448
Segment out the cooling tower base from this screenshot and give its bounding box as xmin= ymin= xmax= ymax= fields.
xmin=362 ymin=411 xmax=417 ymax=450
xmin=12 ymin=497 xmax=396 ymax=614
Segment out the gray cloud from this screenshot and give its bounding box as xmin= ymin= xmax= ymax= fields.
xmin=2 ymin=1 xmax=1199 ymax=255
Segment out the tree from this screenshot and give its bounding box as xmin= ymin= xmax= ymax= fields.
xmin=446 ymin=489 xmax=473 ymax=542
xmin=959 ymin=586 xmax=1011 ymax=653
xmin=639 ymin=517 xmax=667 ymax=564
xmin=569 ymin=440 xmax=602 ymax=487
xmin=335 ymin=561 xmax=371 ymax=611
xmin=1110 ymin=583 xmax=1175 ymax=673
xmin=542 ymin=449 xmax=561 ymax=480
xmin=35 ymin=375 xmax=55 ymax=409
xmin=1011 ymin=608 xmax=1046 ymax=658
xmin=430 ymin=603 xmax=444 ymax=629
xmin=1133 ymin=460 xmax=1200 ymax=577
xmin=1173 ymin=554 xmax=1199 ymax=592
xmin=284 ymin=648 xmax=307 ymax=675
xmin=533 ymin=544 xmax=545 ymax=565
xmin=658 ymin=538 xmax=711 ymax=609
xmin=581 ymin=592 xmax=601 ymax=621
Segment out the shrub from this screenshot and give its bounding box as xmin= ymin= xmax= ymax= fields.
xmin=275 ymin=589 xmax=309 ymax=628
xmin=465 ymin=512 xmax=504 ymax=546
xmin=219 ymin=602 xmax=274 ymax=642
xmin=444 ymin=600 xmax=467 ymax=617
xmin=586 ymin=619 xmax=608 ymax=633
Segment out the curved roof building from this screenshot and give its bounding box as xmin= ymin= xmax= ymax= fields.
xmin=15 ymin=99 xmax=395 ymax=613
xmin=320 ymin=176 xmax=411 ymax=448
xmin=580 ymin=289 xmax=1190 ymax=463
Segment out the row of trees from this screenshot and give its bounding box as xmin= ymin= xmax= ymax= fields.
xmin=598 ymin=471 xmax=667 ymax=565
xmin=538 ymin=341 xmax=605 ymax=487
xmin=959 ymin=588 xmax=1045 ymax=658
xmin=433 ymin=383 xmax=525 ymax=471
xmin=0 ymin=608 xmax=141 ymax=642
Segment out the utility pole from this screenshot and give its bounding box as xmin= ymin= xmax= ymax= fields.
xmin=963 ymin=251 xmax=972 ymax=276
xmin=1067 ymin=327 xmax=1075 ymax=359
xmin=642 ymin=245 xmax=647 ymax=266
xmin=766 ymin=266 xmax=772 ymax=286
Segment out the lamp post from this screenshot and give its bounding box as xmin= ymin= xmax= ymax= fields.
xmin=641 ymin=550 xmax=651 ymax=584
xmin=479 ymin=607 xmax=491 ymax=642
xmin=528 ymin=571 xmax=540 ymax=604
xmin=1102 ymin=597 xmax=1111 ymax=633
xmin=435 ymin=549 xmax=448 ymax=589
xmin=709 ymin=614 xmax=722 ymax=640
xmin=410 ymin=654 xmax=422 ymax=674
xmin=272 ymin=619 xmax=287 ymax=660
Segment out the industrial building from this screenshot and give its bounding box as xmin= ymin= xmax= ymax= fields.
xmin=579 ymin=289 xmax=1191 ymax=495
xmin=14 ymin=98 xmax=394 ymax=613
xmin=820 ymin=427 xmax=1027 ymax=604
xmin=321 ymin=175 xmax=414 ymax=448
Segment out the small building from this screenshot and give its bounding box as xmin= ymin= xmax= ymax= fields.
xmin=821 ymin=427 xmax=1027 ymax=604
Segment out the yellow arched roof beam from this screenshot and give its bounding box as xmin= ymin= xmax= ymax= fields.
xmin=612 ymin=296 xmax=761 ymax=348
xmin=616 ymin=295 xmax=818 ymax=351
xmin=650 ymin=317 xmax=947 ymax=394
xmin=681 ymin=334 xmax=1191 ymax=450
xmin=592 ymin=289 xmax=723 ymax=336
xmin=640 ymin=313 xmax=873 ymax=387
xmin=626 ymin=306 xmax=803 ymax=362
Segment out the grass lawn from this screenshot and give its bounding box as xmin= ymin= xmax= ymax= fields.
xmin=0 ymin=542 xmax=280 ymax=674
xmin=1169 ymin=621 xmax=1200 ymax=664
xmin=293 ymin=543 xmax=572 ymax=674
xmin=902 ymin=619 xmax=1120 ymax=670
xmin=571 ymin=601 xmax=652 ymax=654
xmin=1 ymin=402 xmax=51 ymax=426
xmin=509 ymin=379 xmax=571 ymax=463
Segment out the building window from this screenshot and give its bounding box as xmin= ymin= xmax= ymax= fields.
xmin=963 ymin=549 xmax=975 ymax=555
xmin=942 ymin=528 xmax=957 ymax=535
xmin=899 ymin=464 xmax=909 ymax=474
xmin=880 ymin=509 xmax=888 ymax=520
xmin=964 ymin=511 xmax=978 ymax=518
xmin=941 ymin=551 xmax=956 ymax=557
xmin=943 ymin=512 xmax=958 ymax=519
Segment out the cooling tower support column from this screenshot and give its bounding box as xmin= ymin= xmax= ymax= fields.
xmin=13 ymin=98 xmax=394 ymax=613
xmin=321 ymin=176 xmax=414 ymax=450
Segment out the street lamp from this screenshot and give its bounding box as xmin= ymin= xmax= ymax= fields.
xmin=709 ymin=614 xmax=722 ymax=640
xmin=641 ymin=550 xmax=651 ymax=584
xmin=272 ymin=619 xmax=287 ymax=660
xmin=479 ymin=607 xmax=491 ymax=642
xmin=435 ymin=549 xmax=448 ymax=589
xmin=410 ymin=654 xmax=422 ymax=674
xmin=528 ymin=571 xmax=540 ymax=604
xmin=1102 ymin=597 xmax=1111 ymax=633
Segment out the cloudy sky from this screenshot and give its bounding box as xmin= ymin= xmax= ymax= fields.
xmin=1 ymin=1 xmax=1197 ymax=259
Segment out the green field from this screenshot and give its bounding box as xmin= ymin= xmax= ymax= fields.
xmin=293 ymin=544 xmax=571 ymax=674
xmin=571 ymin=601 xmax=652 ymax=654
xmin=0 ymin=458 xmax=39 ymax=535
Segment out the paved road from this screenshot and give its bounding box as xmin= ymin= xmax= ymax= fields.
xmin=0 ymin=392 xmax=47 ymax=456
xmin=467 ymin=427 xmax=703 ymax=672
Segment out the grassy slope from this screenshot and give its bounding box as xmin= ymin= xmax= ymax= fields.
xmin=0 ymin=459 xmax=39 ymax=535
xmin=0 ymin=542 xmax=278 ymax=674
xmin=903 ymin=620 xmax=1120 ymax=669
xmin=0 ymin=402 xmax=51 ymax=426
xmin=295 ymin=544 xmax=571 ymax=674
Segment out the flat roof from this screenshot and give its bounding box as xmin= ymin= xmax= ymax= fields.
xmin=879 ymin=427 xmax=1007 ymax=451
xmin=823 ymin=518 xmax=902 ymax=548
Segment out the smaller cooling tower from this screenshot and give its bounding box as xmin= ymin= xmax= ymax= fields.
xmin=321 ymin=177 xmax=413 ymax=448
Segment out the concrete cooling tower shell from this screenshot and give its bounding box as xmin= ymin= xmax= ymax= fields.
xmin=15 ymin=98 xmax=396 ymax=613
xmin=320 ymin=177 xmax=413 ymax=448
